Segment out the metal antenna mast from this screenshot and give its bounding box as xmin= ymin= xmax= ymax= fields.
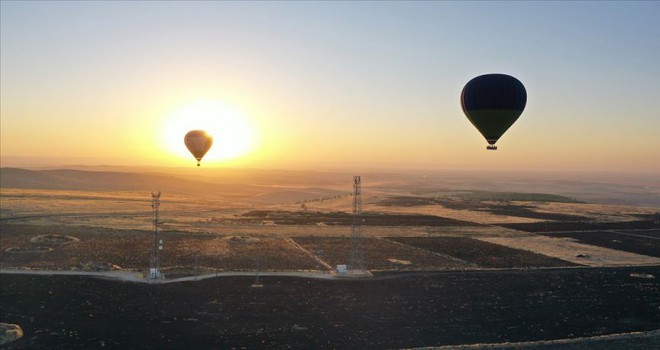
xmin=150 ymin=191 xmax=162 ymax=279
xmin=348 ymin=176 xmax=364 ymax=272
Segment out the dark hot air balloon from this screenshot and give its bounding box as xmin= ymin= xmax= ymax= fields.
xmin=184 ymin=130 xmax=213 ymax=166
xmin=461 ymin=74 xmax=527 ymax=150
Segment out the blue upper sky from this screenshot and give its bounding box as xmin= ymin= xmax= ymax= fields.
xmin=1 ymin=1 xmax=659 ymax=171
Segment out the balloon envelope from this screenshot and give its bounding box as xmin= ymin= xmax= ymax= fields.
xmin=184 ymin=130 xmax=213 ymax=166
xmin=461 ymin=74 xmax=526 ymax=148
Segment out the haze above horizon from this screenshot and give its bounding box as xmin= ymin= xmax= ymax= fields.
xmin=1 ymin=2 xmax=659 ymax=172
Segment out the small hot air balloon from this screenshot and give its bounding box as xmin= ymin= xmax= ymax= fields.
xmin=184 ymin=130 xmax=213 ymax=166
xmin=461 ymin=74 xmax=527 ymax=150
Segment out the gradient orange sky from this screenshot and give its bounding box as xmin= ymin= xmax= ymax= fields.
xmin=1 ymin=2 xmax=659 ymax=171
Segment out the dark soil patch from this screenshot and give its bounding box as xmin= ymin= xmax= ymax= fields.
xmin=386 ymin=237 xmax=578 ymax=268
xmin=241 ymin=210 xmax=480 ymax=227
xmin=375 ymin=196 xmax=587 ymax=221
xmin=482 ymin=205 xmax=587 ymax=221
xmin=500 ymin=220 xmax=660 ymax=233
xmin=376 ymin=196 xmax=449 ymax=207
xmin=2 ymin=267 xmax=659 ymax=349
xmin=292 ymin=237 xmax=467 ymax=271
xmin=630 ymin=213 xmax=660 ymax=223
xmin=615 ymin=229 xmax=660 ymax=238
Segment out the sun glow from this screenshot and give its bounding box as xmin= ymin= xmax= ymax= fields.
xmin=161 ymin=100 xmax=257 ymax=164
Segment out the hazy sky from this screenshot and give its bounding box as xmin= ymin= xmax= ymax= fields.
xmin=2 ymin=1 xmax=659 ymax=171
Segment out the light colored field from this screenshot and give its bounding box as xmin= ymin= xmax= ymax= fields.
xmin=477 ymin=234 xmax=660 ymax=267
xmin=534 ymin=202 xmax=659 ymax=221
xmin=0 ymin=188 xmax=254 ymax=231
xmin=367 ymin=204 xmax=543 ymax=224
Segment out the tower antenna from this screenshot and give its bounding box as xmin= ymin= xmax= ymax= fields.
xmin=348 ymin=176 xmax=364 ymax=272
xmin=150 ymin=191 xmax=162 ymax=279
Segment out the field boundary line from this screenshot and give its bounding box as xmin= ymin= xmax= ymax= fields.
xmin=0 ymin=269 xmax=343 ymax=283
xmin=415 ymin=328 xmax=660 ymax=349
xmin=609 ymin=230 xmax=660 ymax=240
xmin=284 ymin=237 xmax=333 ymax=270
xmin=382 ymin=237 xmax=478 ymax=267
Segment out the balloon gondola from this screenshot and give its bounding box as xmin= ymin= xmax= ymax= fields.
xmin=461 ymin=74 xmax=527 ymax=150
xmin=184 ymin=130 xmax=213 ymax=166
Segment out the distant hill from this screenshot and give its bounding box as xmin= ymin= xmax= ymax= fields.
xmin=3 ymin=164 xmax=354 ymax=187
xmin=0 ymin=168 xmax=235 ymax=196
xmin=2 ymin=167 xmax=658 ymax=207
xmin=0 ymin=168 xmax=345 ymax=203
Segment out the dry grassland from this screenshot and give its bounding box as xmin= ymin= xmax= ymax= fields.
xmin=2 ymin=188 xmax=658 ymax=273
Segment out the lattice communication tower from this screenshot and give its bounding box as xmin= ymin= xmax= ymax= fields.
xmin=150 ymin=191 xmax=162 ymax=279
xmin=348 ymin=176 xmax=364 ymax=271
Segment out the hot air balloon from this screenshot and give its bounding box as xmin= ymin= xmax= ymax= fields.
xmin=461 ymin=74 xmax=527 ymax=150
xmin=184 ymin=130 xmax=213 ymax=166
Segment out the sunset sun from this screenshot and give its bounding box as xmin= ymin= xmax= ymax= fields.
xmin=161 ymin=100 xmax=256 ymax=164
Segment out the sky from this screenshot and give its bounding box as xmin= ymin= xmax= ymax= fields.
xmin=1 ymin=1 xmax=659 ymax=172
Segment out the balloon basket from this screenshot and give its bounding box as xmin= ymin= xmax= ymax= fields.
xmin=487 ymin=145 xmax=498 ymax=150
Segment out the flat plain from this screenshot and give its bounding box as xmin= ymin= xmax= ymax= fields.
xmin=1 ymin=167 xmax=659 ymax=348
